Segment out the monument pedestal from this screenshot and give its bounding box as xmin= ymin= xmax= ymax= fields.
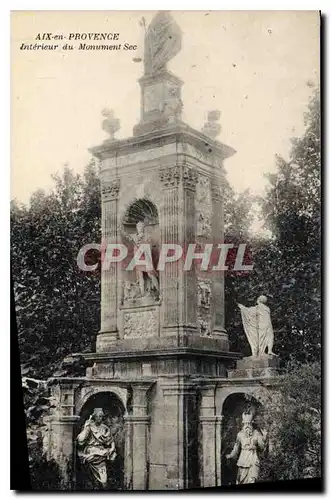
xmin=228 ymin=354 xmax=280 ymax=379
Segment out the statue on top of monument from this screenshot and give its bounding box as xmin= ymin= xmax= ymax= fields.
xmin=238 ymin=295 xmax=277 ymax=357
xmin=143 ymin=11 xmax=182 ymax=76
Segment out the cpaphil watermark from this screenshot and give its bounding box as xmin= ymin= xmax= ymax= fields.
xmin=77 ymin=242 xmax=253 ymax=274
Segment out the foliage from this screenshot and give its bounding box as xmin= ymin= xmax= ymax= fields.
xmin=22 ymin=376 xmax=61 ymax=489
xmin=225 ymin=87 xmax=321 ymax=364
xmin=11 ymin=159 xmax=101 ymax=380
xmin=256 ymin=361 xmax=321 ymax=481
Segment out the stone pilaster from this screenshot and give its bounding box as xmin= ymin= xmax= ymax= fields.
xmin=159 ymin=165 xmax=198 ymax=337
xmin=161 ymin=381 xmax=198 ymax=489
xmin=211 ymin=177 xmax=229 ymax=348
xmin=48 ymin=382 xmax=81 ymax=489
xmin=123 ymin=414 xmax=133 ymax=490
xmin=215 ymin=415 xmax=223 ymax=486
xmin=199 ymin=385 xmax=222 ymax=488
xmin=125 ymin=383 xmax=152 ymax=490
xmin=181 ymin=166 xmax=198 ymax=331
xmin=98 ymin=178 xmax=120 ymax=350
xmin=51 ymin=416 xmax=80 ymax=489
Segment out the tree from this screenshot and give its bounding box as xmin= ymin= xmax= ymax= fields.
xmin=11 ymin=159 xmax=101 ymax=380
xmin=260 ymin=87 xmax=321 ymax=363
xmin=257 ymin=361 xmax=321 ymax=482
xmin=225 ymin=87 xmax=321 ymax=364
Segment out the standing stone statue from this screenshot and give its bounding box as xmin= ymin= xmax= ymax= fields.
xmin=226 ymin=410 xmax=267 ymax=484
xmin=238 ymin=295 xmax=277 ymax=357
xmin=144 ymin=11 xmax=182 ymax=76
xmin=77 ymin=408 xmax=116 ymax=489
xmin=120 ymin=220 xmax=159 ymax=297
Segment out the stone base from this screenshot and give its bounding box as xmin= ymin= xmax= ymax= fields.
xmin=133 ymin=69 xmax=184 ymax=137
xmin=95 ymin=330 xmax=231 ymax=354
xmin=227 ymin=354 xmax=280 ymax=379
xmin=75 ymin=343 xmax=241 ymax=380
xmin=133 ymin=117 xmax=184 ymax=136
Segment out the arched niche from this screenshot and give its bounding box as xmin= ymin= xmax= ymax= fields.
xmin=75 ymin=391 xmax=125 ymax=491
xmin=121 ymin=198 xmax=160 ymax=247
xmin=120 ymin=198 xmax=160 ymax=302
xmin=123 ymin=198 xmax=159 ymax=226
xmin=75 ymin=385 xmax=128 ymax=415
xmin=221 ymin=392 xmax=262 ymax=486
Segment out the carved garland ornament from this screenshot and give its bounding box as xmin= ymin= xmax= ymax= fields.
xmin=159 ymin=166 xmax=198 ymax=190
xmin=101 ymin=179 xmax=120 ymax=201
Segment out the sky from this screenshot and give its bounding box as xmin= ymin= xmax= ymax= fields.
xmin=11 ymin=10 xmax=320 ymax=204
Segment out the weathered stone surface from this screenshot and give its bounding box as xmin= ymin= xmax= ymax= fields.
xmin=236 ymin=354 xmax=280 ymax=370
xmin=228 ymin=354 xmax=280 ymax=379
xmin=122 ymin=305 xmax=160 ymax=339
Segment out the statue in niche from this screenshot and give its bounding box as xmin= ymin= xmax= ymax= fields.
xmin=226 ymin=409 xmax=267 ymax=484
xmin=238 ymin=295 xmax=277 ymax=357
xmin=120 ymin=219 xmax=159 ymax=299
xmin=144 ymin=11 xmax=182 ymax=76
xmin=77 ymin=408 xmax=117 ymax=489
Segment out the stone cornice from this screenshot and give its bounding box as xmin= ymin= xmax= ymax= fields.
xmin=192 ymin=375 xmax=280 ymax=387
xmin=73 ymin=347 xmax=242 ymax=363
xmin=89 ymin=122 xmax=236 ymax=162
xmin=48 ymin=377 xmax=155 ymax=386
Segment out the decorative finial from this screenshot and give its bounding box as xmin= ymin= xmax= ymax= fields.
xmin=101 ymin=108 xmax=120 ymax=140
xmin=201 ymin=110 xmax=222 ymax=140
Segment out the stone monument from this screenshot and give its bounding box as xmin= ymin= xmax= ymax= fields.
xmin=45 ymin=12 xmax=280 ymax=490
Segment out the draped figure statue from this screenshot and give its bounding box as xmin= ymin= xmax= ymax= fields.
xmin=120 ymin=219 xmax=159 ymax=298
xmin=238 ymin=295 xmax=277 ymax=357
xmin=144 ymin=11 xmax=182 ymax=75
xmin=77 ymin=408 xmax=116 ymax=489
xmin=226 ymin=410 xmax=268 ymax=484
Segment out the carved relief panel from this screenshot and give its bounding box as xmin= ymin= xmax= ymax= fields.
xmin=123 ymin=306 xmax=159 ymax=339
xmin=196 ymin=176 xmax=212 ymax=239
xmin=197 ymin=278 xmax=212 ymax=336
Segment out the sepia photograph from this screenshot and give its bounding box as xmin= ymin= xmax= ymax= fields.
xmin=10 ymin=9 xmax=321 ymax=491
